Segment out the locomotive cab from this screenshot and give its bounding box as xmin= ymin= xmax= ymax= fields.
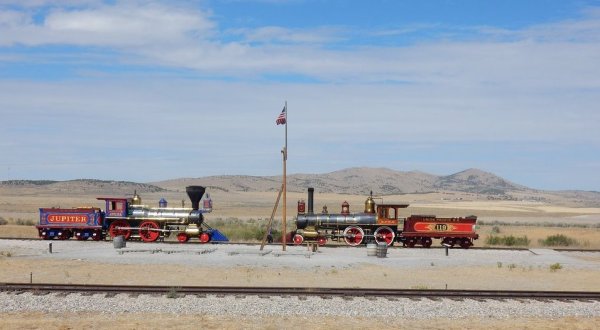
xmin=98 ymin=198 xmax=130 ymax=218
xmin=376 ymin=204 xmax=409 ymax=227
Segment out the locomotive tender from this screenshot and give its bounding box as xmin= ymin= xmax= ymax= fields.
xmin=37 ymin=186 xmax=227 ymax=243
xmin=293 ymin=188 xmax=478 ymax=248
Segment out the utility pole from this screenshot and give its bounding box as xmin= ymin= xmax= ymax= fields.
xmin=282 ymin=101 xmax=288 ymax=251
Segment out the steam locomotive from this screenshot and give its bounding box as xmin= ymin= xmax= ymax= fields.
xmin=292 ymin=188 xmax=478 ymax=248
xmin=36 ymin=186 xmax=228 ymax=243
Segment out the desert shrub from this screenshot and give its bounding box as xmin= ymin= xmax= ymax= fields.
xmin=549 ymin=263 xmax=563 ymax=272
xmin=166 ymin=287 xmax=181 ymax=299
xmin=15 ymin=219 xmax=35 ymax=226
xmin=538 ymin=234 xmax=578 ymax=247
xmin=491 ymin=226 xmax=501 ymax=234
xmin=211 ymin=217 xmax=285 ymax=242
xmin=0 ymin=217 xmax=8 ymax=225
xmin=478 ymin=220 xmax=600 ymax=229
xmin=486 ymin=235 xmax=530 ymax=247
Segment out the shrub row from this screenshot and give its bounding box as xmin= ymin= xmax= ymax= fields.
xmin=209 ymin=217 xmax=283 ymax=242
xmin=479 ymin=220 xmax=600 ymax=228
xmin=538 ymin=234 xmax=578 ymax=247
xmin=485 ymin=235 xmax=531 ymax=246
xmin=0 ymin=217 xmax=34 ymax=226
xmin=486 ymin=233 xmax=582 ymax=247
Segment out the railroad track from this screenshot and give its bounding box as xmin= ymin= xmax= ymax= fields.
xmin=2 ymin=237 xmax=600 ymax=252
xmin=1 ymin=283 xmax=600 ymax=301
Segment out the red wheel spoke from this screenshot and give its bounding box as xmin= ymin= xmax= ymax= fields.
xmin=374 ymin=226 xmax=395 ymax=246
xmin=293 ymin=234 xmax=304 ymax=245
xmin=343 ymin=226 xmax=364 ymax=246
xmin=138 ymin=221 xmax=160 ymax=242
xmin=317 ymin=236 xmax=327 ymax=246
xmin=109 ymin=220 xmax=131 ymax=240
xmin=199 ymin=232 xmax=211 ymax=243
xmin=177 ymin=233 xmax=189 ymax=243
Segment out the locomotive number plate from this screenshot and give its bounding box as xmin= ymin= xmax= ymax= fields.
xmin=47 ymin=214 xmax=89 ymax=223
xmin=414 ymin=222 xmax=472 ymax=233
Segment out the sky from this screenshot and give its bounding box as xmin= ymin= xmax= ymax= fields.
xmin=0 ymin=0 xmax=599 ymax=191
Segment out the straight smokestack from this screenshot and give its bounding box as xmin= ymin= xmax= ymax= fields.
xmin=308 ymin=187 xmax=314 ymax=214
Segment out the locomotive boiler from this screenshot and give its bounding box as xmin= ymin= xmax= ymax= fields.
xmin=294 ymin=187 xmax=408 ymax=246
xmin=37 ymin=186 xmax=228 ymax=243
xmin=293 ymin=187 xmax=478 ymax=248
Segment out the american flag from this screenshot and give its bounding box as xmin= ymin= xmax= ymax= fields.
xmin=276 ymin=107 xmax=286 ymax=125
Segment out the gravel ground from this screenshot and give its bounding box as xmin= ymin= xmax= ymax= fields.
xmin=2 ymin=239 xmax=600 ymax=328
xmin=1 ymin=291 xmax=600 ymax=319
xmin=1 ymin=239 xmax=598 ymax=270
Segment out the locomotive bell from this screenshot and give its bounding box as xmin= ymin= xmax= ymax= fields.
xmin=364 ymin=195 xmax=376 ymax=214
xmin=131 ymin=190 xmax=142 ymax=205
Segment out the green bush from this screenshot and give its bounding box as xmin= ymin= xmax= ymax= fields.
xmin=478 ymin=220 xmax=600 ymax=229
xmin=485 ymin=235 xmax=530 ymax=247
xmin=491 ymin=226 xmax=501 ymax=234
xmin=0 ymin=217 xmax=8 ymax=226
xmin=209 ymin=217 xmax=286 ymax=242
xmin=539 ymin=234 xmax=578 ymax=247
xmin=549 ymin=263 xmax=563 ymax=272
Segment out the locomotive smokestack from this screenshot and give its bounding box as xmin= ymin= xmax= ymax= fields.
xmin=308 ymin=187 xmax=314 ymax=214
xmin=186 ymin=186 xmax=206 ymax=210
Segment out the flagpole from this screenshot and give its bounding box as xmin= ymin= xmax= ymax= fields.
xmin=282 ymin=101 xmax=287 ymax=251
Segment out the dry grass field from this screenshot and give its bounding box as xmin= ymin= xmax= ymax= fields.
xmin=1 ymin=313 xmax=599 ymax=330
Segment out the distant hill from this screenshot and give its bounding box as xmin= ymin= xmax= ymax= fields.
xmin=2 ymin=168 xmax=598 ymax=207
xmin=0 ymin=179 xmax=165 ymax=195
xmin=153 ymin=167 xmax=525 ymax=195
xmin=151 ymin=167 xmax=599 ymax=207
xmin=431 ymin=168 xmax=528 ymax=195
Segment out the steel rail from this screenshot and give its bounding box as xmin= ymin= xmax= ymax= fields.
xmin=2 ymin=237 xmax=600 ymax=252
xmin=1 ymin=237 xmax=600 ymax=252
xmin=1 ymin=283 xmax=600 ymax=301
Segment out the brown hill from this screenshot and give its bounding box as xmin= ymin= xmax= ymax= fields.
xmin=1 ymin=168 xmax=598 ymax=207
xmin=0 ymin=179 xmax=165 ymax=195
xmin=153 ymin=167 xmax=521 ymax=195
xmin=432 ymin=168 xmax=528 ymax=194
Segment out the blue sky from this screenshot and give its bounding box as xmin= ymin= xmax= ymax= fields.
xmin=1 ymin=0 xmax=599 ymax=191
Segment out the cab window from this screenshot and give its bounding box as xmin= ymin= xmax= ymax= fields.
xmin=110 ymin=201 xmax=124 ymax=211
xmin=378 ymin=206 xmax=397 ymax=220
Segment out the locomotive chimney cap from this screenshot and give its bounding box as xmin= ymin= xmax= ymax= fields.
xmin=186 ymin=186 xmax=206 ymax=210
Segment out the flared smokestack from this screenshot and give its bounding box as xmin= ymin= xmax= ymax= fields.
xmin=308 ymin=187 xmax=314 ymax=214
xmin=186 ymin=186 xmax=206 ymax=210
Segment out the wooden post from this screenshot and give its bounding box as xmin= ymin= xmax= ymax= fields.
xmin=260 ymin=184 xmax=283 ymax=250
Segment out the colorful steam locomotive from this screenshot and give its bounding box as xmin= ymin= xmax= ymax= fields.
xmin=292 ymin=188 xmax=478 ymax=248
xmin=36 ymin=186 xmax=228 ymax=243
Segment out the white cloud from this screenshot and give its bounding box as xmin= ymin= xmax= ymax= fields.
xmin=230 ymin=26 xmax=344 ymax=44
xmin=1 ymin=1 xmax=599 ymax=90
xmin=0 ymin=2 xmax=214 ymax=47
